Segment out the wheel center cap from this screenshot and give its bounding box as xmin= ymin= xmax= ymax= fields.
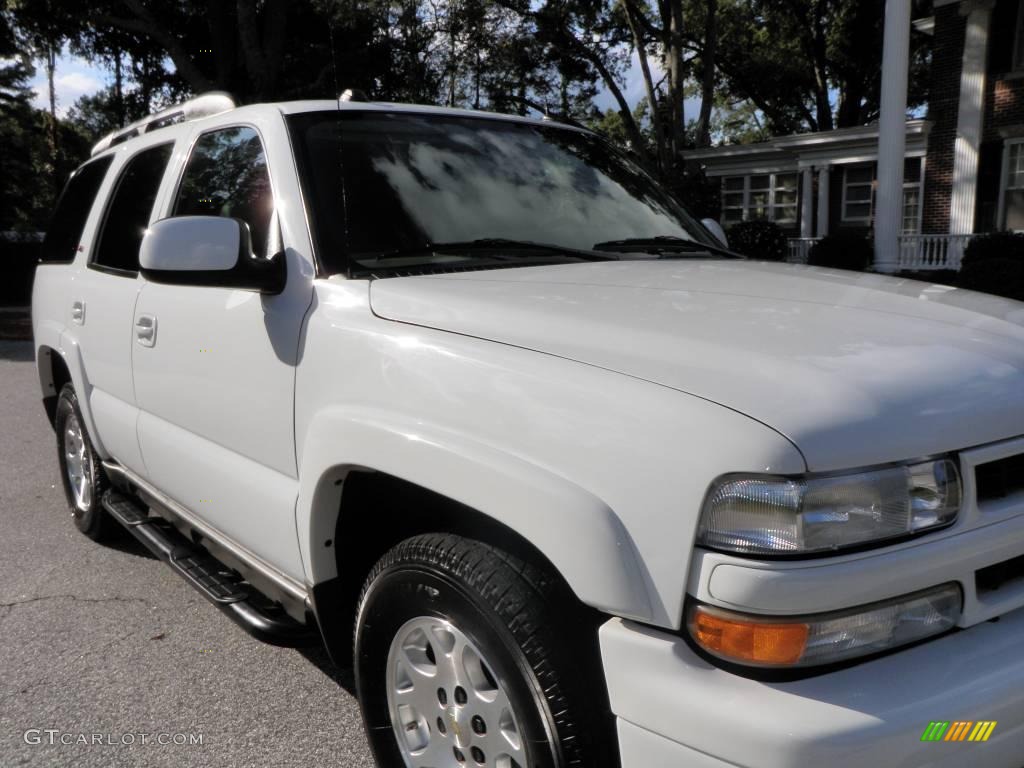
xmin=447 ymin=706 xmax=469 ymax=748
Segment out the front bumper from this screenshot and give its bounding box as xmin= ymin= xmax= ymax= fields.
xmin=600 ymin=610 xmax=1024 ymax=768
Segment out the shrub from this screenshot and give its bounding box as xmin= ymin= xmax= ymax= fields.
xmin=958 ymin=257 xmax=1024 ymax=302
xmin=726 ymin=219 xmax=788 ymax=261
xmin=961 ymin=230 xmax=1024 ymax=268
xmin=807 ymin=230 xmax=873 ymax=271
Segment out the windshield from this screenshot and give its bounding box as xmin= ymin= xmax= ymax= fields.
xmin=287 ymin=110 xmax=721 ymax=275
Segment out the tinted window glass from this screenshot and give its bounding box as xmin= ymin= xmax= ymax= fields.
xmin=41 ymin=156 xmax=113 ymax=263
xmin=287 ymin=111 xmax=715 ymax=275
xmin=174 ymin=127 xmax=273 ymax=256
xmin=93 ymin=143 xmax=174 ymax=273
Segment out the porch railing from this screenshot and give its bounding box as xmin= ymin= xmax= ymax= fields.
xmin=896 ymin=234 xmax=973 ymax=271
xmin=786 ymin=238 xmax=818 ymax=264
xmin=785 ymin=234 xmax=976 ymax=271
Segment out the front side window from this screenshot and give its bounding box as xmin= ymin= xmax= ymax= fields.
xmin=1002 ymin=141 xmax=1024 ymax=231
xmin=174 ymin=126 xmax=274 ymax=257
xmin=92 ymin=143 xmax=173 ymax=273
xmin=42 ymin=156 xmax=113 ymax=263
xmin=288 ymin=111 xmax=719 ymax=275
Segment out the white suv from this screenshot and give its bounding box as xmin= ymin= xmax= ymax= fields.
xmin=32 ymin=92 xmax=1024 ymax=768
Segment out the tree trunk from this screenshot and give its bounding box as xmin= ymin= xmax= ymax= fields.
xmin=623 ymin=0 xmax=665 ymax=171
xmin=113 ymin=48 xmax=125 ymax=126
xmin=808 ymin=2 xmax=833 ymax=131
xmin=45 ymin=42 xmax=57 ymax=157
xmin=693 ymin=0 xmax=717 ymax=147
xmin=665 ymin=0 xmax=686 ymax=171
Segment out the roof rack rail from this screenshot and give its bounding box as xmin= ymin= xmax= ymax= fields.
xmin=91 ymin=91 xmax=236 ymax=157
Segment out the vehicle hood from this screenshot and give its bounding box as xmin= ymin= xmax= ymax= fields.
xmin=368 ymin=260 xmax=1024 ymax=471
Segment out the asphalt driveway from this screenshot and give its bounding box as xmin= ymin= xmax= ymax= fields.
xmin=0 ymin=340 xmax=376 ymax=767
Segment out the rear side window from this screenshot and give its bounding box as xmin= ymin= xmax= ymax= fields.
xmin=173 ymin=126 xmax=273 ymax=257
xmin=92 ymin=142 xmax=174 ymax=274
xmin=41 ymin=156 xmax=113 ymax=263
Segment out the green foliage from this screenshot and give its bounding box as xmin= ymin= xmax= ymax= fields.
xmin=726 ymin=219 xmax=788 ymax=261
xmin=958 ymin=232 xmax=1024 ymax=302
xmin=669 ymin=168 xmax=721 ymax=221
xmin=712 ymin=0 xmax=930 ymax=134
xmin=961 ymin=231 xmax=1024 ymax=267
xmin=958 ymin=259 xmax=1024 ymax=303
xmin=2 ymin=0 xmax=936 ymax=234
xmin=807 ymin=230 xmax=873 ymax=271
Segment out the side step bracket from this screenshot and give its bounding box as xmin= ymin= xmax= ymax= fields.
xmin=102 ymin=489 xmax=318 ymax=648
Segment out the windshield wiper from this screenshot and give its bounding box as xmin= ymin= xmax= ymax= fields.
xmin=592 ymin=235 xmax=738 ymax=259
xmin=359 ymin=238 xmax=621 ymax=263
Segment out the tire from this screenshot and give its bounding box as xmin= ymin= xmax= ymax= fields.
xmin=355 ymin=533 xmax=616 ymax=768
xmin=55 ymin=383 xmax=110 ymax=541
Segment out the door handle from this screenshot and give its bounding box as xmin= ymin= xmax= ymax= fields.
xmin=71 ymin=301 xmax=85 ymax=325
xmin=135 ymin=314 xmax=157 ymax=347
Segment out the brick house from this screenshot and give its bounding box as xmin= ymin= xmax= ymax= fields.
xmin=688 ymin=0 xmax=1023 ymax=271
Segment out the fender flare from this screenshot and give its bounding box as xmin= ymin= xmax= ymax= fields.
xmin=296 ymin=407 xmax=656 ymax=622
xmin=51 ymin=331 xmax=110 ymax=458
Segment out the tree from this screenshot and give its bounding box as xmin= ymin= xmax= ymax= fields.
xmin=705 ymin=0 xmax=930 ymax=136
xmin=0 ymin=7 xmax=40 ymax=231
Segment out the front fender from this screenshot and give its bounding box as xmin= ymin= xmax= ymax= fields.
xmin=297 ymin=407 xmax=655 ymax=622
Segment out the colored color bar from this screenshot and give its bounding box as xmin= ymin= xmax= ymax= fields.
xmin=922 ymin=722 xmax=950 ymax=741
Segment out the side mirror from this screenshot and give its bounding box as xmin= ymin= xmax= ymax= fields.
xmin=139 ymin=216 xmax=285 ymax=294
xmin=700 ymin=218 xmax=729 ymax=249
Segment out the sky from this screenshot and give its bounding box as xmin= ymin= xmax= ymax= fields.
xmin=29 ymin=50 xmax=107 ymax=118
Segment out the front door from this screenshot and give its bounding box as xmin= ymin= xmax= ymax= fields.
xmin=132 ymin=121 xmax=311 ymax=580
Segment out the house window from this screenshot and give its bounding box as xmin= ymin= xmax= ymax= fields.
xmin=902 ymin=158 xmax=922 ymax=235
xmin=720 ymin=172 xmax=798 ymax=225
xmin=721 ymin=176 xmax=746 ymax=224
xmin=1001 ymin=140 xmax=1024 ymax=231
xmin=842 ymin=165 xmax=874 ymax=221
xmin=841 ymin=159 xmax=922 ymax=234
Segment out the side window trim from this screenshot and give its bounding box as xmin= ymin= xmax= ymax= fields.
xmin=89 ymin=141 xmax=175 ymax=277
xmin=170 ymin=122 xmax=276 ymax=259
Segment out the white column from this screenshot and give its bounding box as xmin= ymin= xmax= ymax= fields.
xmin=816 ymin=166 xmax=830 ymax=238
xmin=800 ymin=168 xmax=814 ymax=238
xmin=874 ymin=0 xmax=912 ymax=273
xmin=949 ymin=0 xmax=995 ymax=234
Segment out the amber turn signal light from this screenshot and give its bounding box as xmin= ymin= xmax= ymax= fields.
xmin=687 ymin=584 xmax=962 ymax=669
xmin=689 ymin=606 xmax=809 ymax=666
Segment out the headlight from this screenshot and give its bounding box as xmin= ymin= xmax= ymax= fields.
xmin=698 ymin=458 xmax=961 ymax=555
xmin=688 ymin=583 xmax=962 ymax=668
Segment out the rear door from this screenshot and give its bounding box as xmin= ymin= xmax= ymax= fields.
xmin=132 ymin=114 xmax=312 ymax=580
xmin=70 ymin=140 xmax=175 ymax=474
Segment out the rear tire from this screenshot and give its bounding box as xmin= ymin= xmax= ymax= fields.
xmin=55 ymin=383 xmax=110 ymax=541
xmin=354 ymin=533 xmax=617 ymax=768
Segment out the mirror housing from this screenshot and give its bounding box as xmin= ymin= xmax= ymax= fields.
xmin=700 ymin=218 xmax=729 ymax=249
xmin=140 ymin=216 xmax=285 ymax=294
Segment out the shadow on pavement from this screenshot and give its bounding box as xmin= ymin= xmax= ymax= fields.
xmin=97 ymin=521 xmax=159 ymax=559
xmin=298 ymin=643 xmax=358 ymax=696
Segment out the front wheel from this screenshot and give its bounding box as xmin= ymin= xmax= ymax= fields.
xmin=355 ymin=534 xmax=616 ymax=768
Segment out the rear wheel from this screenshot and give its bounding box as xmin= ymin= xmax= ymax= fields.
xmin=55 ymin=383 xmax=109 ymax=541
xmin=355 ymin=533 xmax=616 ymax=768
